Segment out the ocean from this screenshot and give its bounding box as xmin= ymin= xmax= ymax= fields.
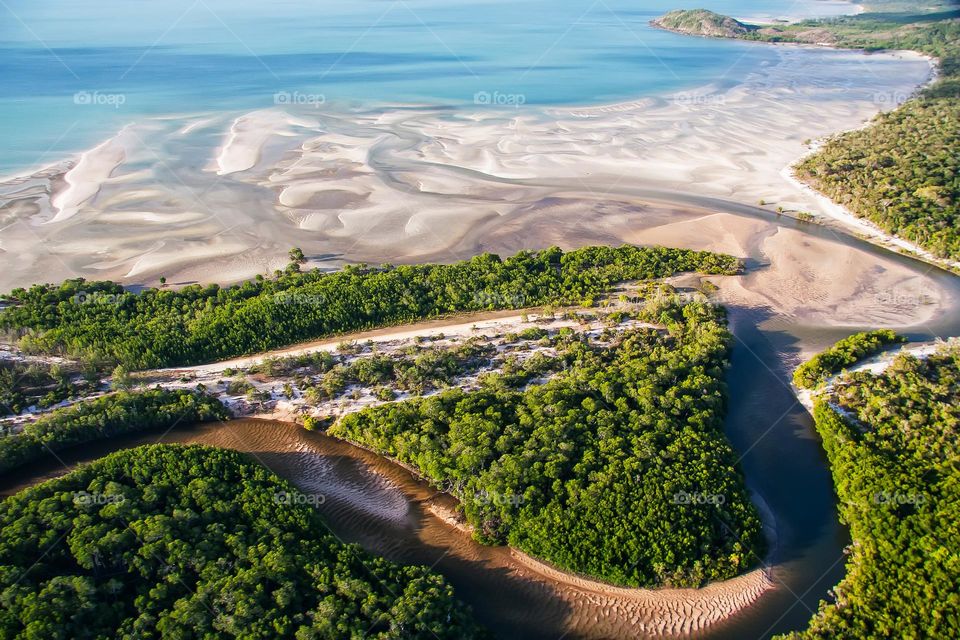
xmin=0 ymin=0 xmax=856 ymax=174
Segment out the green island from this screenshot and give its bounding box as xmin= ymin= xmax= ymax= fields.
xmin=653 ymin=3 xmax=960 ymax=261
xmin=0 ymin=389 xmax=230 ymax=475
xmin=331 ymin=292 xmax=765 ymax=588
xmin=0 ymin=444 xmax=486 ymax=639
xmin=0 ymin=246 xmax=738 ymax=370
xmin=783 ymin=341 xmax=959 ymax=637
xmin=792 ymin=329 xmax=907 ymax=389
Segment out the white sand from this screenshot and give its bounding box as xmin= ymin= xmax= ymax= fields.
xmin=796 ymin=338 xmax=959 ymax=411
xmin=213 ymin=110 xmax=313 ymax=176
xmin=0 ymin=44 xmax=945 ymax=334
xmin=48 ymin=131 xmax=128 ymax=224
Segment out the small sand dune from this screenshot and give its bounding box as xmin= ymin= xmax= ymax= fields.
xmin=214 ymin=110 xmax=312 ymax=176
xmin=48 ymin=133 xmax=127 ymax=224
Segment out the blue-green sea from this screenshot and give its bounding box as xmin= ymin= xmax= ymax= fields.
xmin=0 ymin=0 xmax=855 ymax=174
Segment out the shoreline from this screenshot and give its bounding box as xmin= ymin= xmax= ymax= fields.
xmin=794 ymin=337 xmax=959 ymax=413
xmin=227 ymin=415 xmax=782 ymax=635
xmin=774 ymin=47 xmax=960 ymax=272
xmin=0 ymin=41 xmax=939 ymax=295
xmin=647 ymin=15 xmax=958 ymax=275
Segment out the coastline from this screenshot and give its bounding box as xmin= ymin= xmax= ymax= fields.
xmin=794 ymin=337 xmax=959 ymax=413
xmin=775 ymin=46 xmax=960 ymax=272
xmin=646 ymin=18 xmax=958 ymax=274
xmin=0 ymin=45 xmax=937 ymax=303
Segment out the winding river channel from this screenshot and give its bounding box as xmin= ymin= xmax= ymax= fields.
xmin=2 ymin=209 xmax=958 ymax=639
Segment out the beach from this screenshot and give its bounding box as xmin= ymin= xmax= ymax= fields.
xmin=0 ymin=45 xmax=943 ymax=334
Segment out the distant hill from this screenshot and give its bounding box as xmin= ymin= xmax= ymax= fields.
xmin=651 ymin=9 xmax=755 ymax=37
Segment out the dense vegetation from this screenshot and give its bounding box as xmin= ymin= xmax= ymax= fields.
xmin=652 ymin=9 xmax=753 ymax=37
xmin=0 ymin=390 xmax=230 ymax=475
xmin=656 ymin=7 xmax=960 ymax=261
xmin=0 ymin=358 xmax=87 ymax=417
xmin=0 ymin=246 xmax=738 ymax=370
xmin=783 ymin=344 xmax=959 ymax=638
xmin=793 ymin=330 xmax=907 ymax=388
xmin=797 ymin=94 xmax=960 ymax=260
xmin=0 ymin=444 xmax=485 ymax=639
xmin=331 ymin=293 xmax=765 ymax=588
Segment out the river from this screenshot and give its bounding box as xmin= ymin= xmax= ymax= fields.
xmin=3 ymin=222 xmax=958 ymax=638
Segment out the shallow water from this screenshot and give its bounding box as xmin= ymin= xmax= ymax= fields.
xmin=1 ymin=0 xmax=857 ymax=173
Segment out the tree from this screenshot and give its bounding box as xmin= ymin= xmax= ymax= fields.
xmin=289 ymin=247 xmax=306 ymax=264
xmin=111 ymin=364 xmax=132 ymax=390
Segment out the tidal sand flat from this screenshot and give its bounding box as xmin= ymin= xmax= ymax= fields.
xmin=0 ymin=49 xmax=933 ymax=325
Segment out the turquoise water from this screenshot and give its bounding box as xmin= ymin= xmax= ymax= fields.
xmin=0 ymin=0 xmax=852 ymax=174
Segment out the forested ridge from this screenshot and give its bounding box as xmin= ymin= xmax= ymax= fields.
xmin=0 ymin=389 xmax=230 ymax=475
xmin=0 ymin=246 xmax=738 ymax=370
xmin=657 ymin=6 xmax=960 ymax=261
xmin=331 ymin=294 xmax=765 ymax=588
xmin=783 ymin=343 xmax=959 ymax=638
xmin=0 ymin=444 xmax=486 ymax=639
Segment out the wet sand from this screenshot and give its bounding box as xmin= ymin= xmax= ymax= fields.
xmin=0 ymin=46 xmax=934 ymax=315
